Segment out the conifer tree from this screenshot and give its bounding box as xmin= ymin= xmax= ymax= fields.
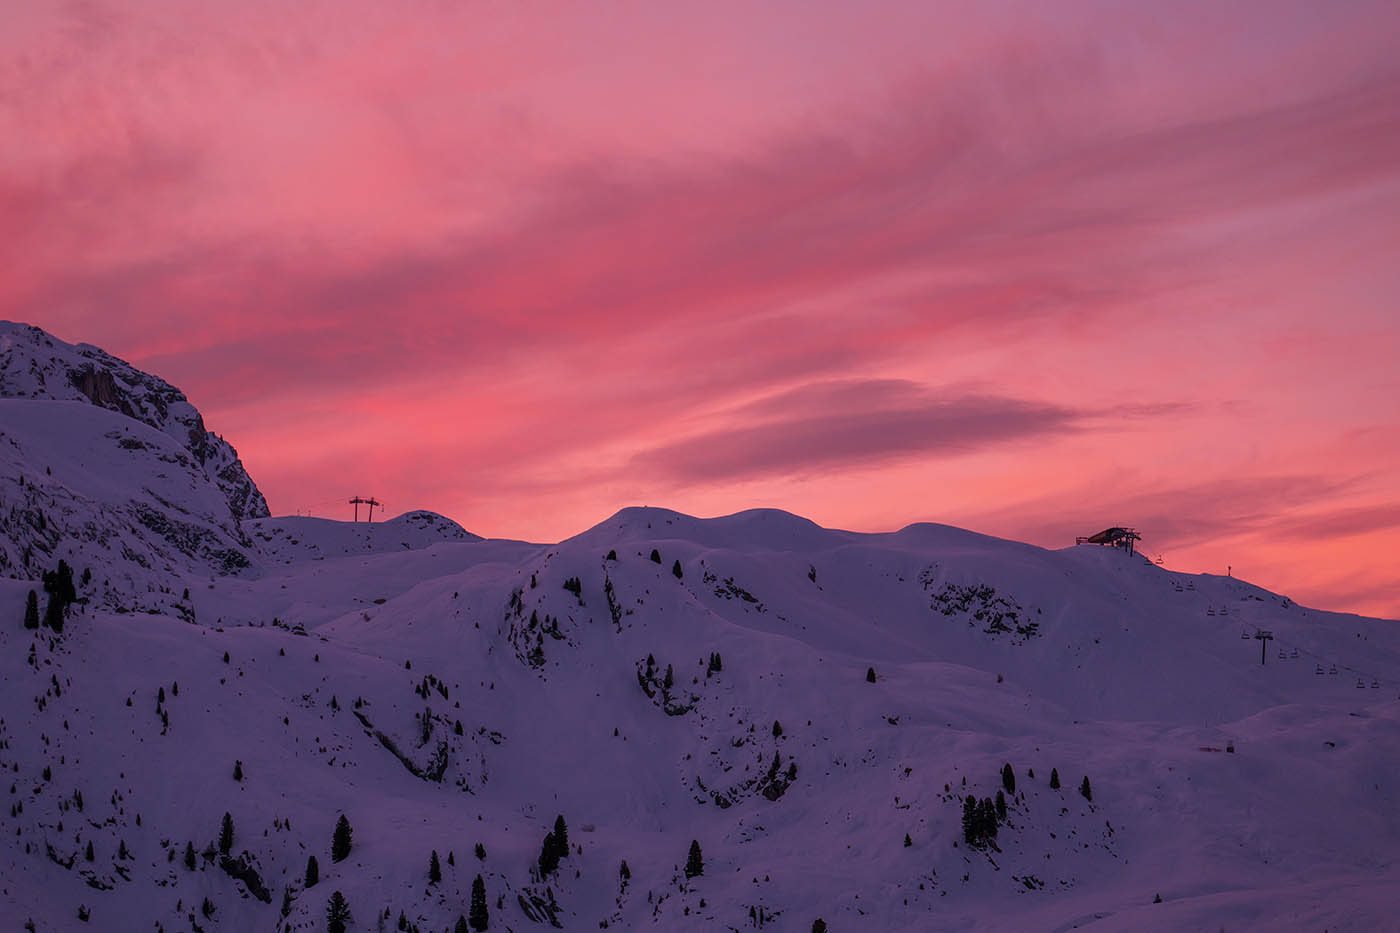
xmin=326 ymin=890 xmax=350 ymax=933
xmin=650 ymin=548 xmax=661 ymax=563
xmin=233 ymin=760 xmax=243 ymax=782
xmin=538 ymin=832 xmax=560 ymax=877
xmin=672 ymin=559 xmax=684 ymax=579
xmin=1080 ymin=776 xmax=1093 ymax=801
xmin=684 ymin=839 xmax=704 ymax=878
xmin=1049 ymin=767 xmax=1060 ymax=789
xmin=305 ymin=854 xmax=320 ymax=887
xmin=456 ymin=915 xmax=470 ymax=933
xmin=979 ymin=797 xmax=998 ymax=841
xmin=23 ymin=590 xmax=39 ymax=630
xmin=1001 ymin=762 xmax=1016 ymax=794
xmin=429 ymin=850 xmax=442 ymax=884
xmin=332 ymin=814 xmax=352 ymax=862
xmin=42 ymin=561 xmax=74 ymax=633
xmin=995 ymin=790 xmax=1007 ymax=820
xmin=475 ymin=842 xmax=486 ymax=860
xmin=281 ymin=887 xmax=293 ymax=917
xmin=469 ymin=874 xmax=489 ymax=930
xmin=866 ymin=667 xmax=877 ymax=683
xmin=219 ymin=812 xmax=234 ymax=854
xmin=553 ymin=814 xmax=569 ymax=851
xmin=85 ymin=840 xmax=94 ymax=861
xmin=619 ymin=860 xmax=631 ymax=880
xmin=184 ymin=841 xmax=197 ymax=870
xmin=812 ymin=921 xmax=828 ymax=933
xmin=772 ymin=720 xmax=783 ymax=738
xmin=961 ymin=795 xmax=978 ymax=845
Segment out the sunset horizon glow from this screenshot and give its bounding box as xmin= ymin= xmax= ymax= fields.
xmin=3 ymin=1 xmax=1398 ymax=618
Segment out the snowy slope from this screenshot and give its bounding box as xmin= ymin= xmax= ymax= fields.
xmin=2 ymin=330 xmax=1399 ymax=932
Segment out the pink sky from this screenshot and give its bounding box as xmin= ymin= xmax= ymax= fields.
xmin=3 ymin=0 xmax=1398 ymax=618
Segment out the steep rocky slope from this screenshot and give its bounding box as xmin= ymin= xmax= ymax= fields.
xmin=0 ymin=321 xmax=267 ymax=522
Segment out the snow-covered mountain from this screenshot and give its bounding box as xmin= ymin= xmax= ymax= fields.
xmin=1 ymin=326 xmax=1398 ymax=932
xmin=0 ymin=321 xmax=268 ymax=523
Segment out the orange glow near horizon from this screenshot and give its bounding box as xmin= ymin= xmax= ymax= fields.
xmin=3 ymin=0 xmax=1398 ymax=618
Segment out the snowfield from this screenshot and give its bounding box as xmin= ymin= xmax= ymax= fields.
xmin=2 ymin=325 xmax=1398 ymax=932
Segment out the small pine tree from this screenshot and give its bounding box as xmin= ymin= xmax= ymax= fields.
xmin=979 ymin=797 xmax=998 ymax=840
xmin=553 ymin=814 xmax=569 ymax=851
xmin=606 ymin=549 xmax=618 ymax=561
xmin=672 ymin=559 xmax=683 ymax=579
xmin=85 ymin=840 xmax=94 ymax=861
xmin=1080 ymin=776 xmax=1092 ymax=801
xmin=995 ymin=790 xmax=1007 ymax=820
xmin=429 ymin=850 xmax=442 ymax=884
xmin=866 ymin=667 xmax=877 ymax=683
xmin=332 ymin=814 xmax=352 ymax=862
xmin=184 ymin=841 xmax=197 ymax=870
xmin=812 ymin=920 xmax=828 ymax=933
xmin=619 ymin=860 xmax=631 ymax=880
xmin=305 ymin=854 xmax=320 ymax=887
xmin=649 ymin=549 xmax=661 ymax=564
xmin=684 ymin=839 xmax=704 ymax=878
xmin=772 ymin=720 xmax=783 ymax=738
xmin=23 ymin=590 xmax=39 ymax=630
xmin=456 ymin=915 xmax=470 ymax=933
xmin=326 ymin=890 xmax=351 ymax=933
xmin=219 ymin=812 xmax=234 ymax=854
xmin=538 ymin=832 xmax=560 ymax=877
xmin=1154 ymin=893 xmax=1163 ymax=904
xmin=962 ymin=795 xmax=978 ymax=845
xmin=1049 ymin=767 xmax=1060 ymax=789
xmin=903 ymin=832 xmax=912 ymax=847
xmin=1001 ymin=762 xmax=1016 ymax=794
xmin=475 ymin=842 xmax=486 ymax=860
xmin=470 ymin=874 xmax=489 ymax=930
xmin=663 ymin=664 xmax=674 ymax=689
xmin=233 ymin=760 xmax=243 ymax=782
xmin=42 ymin=560 xmax=75 ymax=633
xmin=222 ymin=651 xmax=229 ymax=664
xmin=281 ymin=887 xmax=293 ymax=917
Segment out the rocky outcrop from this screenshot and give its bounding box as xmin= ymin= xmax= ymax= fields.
xmin=0 ymin=321 xmax=269 ymax=522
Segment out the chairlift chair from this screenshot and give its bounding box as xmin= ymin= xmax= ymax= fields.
xmin=1315 ymin=664 xmax=1324 ymax=675
xmin=1291 ymin=649 xmax=1299 ymax=659
xmin=1277 ymin=649 xmax=1286 ymax=659
xmin=1372 ymin=679 xmax=1381 ymax=688
xmin=1357 ymin=678 xmax=1366 ymax=688
xmin=1239 ymin=629 xmax=1249 ymax=639
xmin=1329 ymin=665 xmax=1338 ymax=674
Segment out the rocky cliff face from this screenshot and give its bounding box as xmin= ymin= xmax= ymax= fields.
xmin=0 ymin=321 xmax=269 ymax=522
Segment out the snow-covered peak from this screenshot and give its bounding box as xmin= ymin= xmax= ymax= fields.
xmin=0 ymin=321 xmax=268 ymax=522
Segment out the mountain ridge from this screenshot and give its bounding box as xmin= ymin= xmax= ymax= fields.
xmin=1 ymin=323 xmax=1397 ymax=931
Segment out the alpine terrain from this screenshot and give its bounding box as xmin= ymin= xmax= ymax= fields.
xmin=1 ymin=321 xmax=1397 ymax=932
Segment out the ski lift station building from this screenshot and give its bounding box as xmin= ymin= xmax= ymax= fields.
xmin=1076 ymin=526 xmax=1141 ymax=555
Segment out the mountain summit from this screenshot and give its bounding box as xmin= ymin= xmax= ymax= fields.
xmin=0 ymin=321 xmax=268 ymax=522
